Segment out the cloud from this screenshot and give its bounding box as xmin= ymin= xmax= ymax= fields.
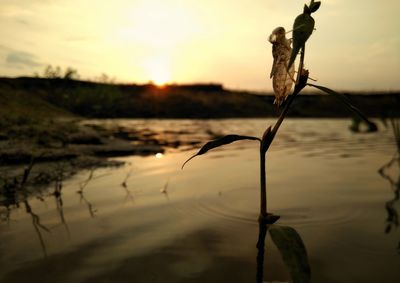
xmin=0 ymin=45 xmax=12 ymax=52
xmin=15 ymin=19 xmax=29 ymax=25
xmin=65 ymin=36 xmax=97 ymax=42
xmin=6 ymin=51 xmax=43 ymax=68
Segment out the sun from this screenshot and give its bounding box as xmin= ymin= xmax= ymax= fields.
xmin=144 ymin=57 xmax=171 ymax=86
xmin=152 ymin=70 xmax=170 ymax=86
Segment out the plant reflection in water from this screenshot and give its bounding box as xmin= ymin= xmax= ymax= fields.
xmin=0 ymin=161 xmax=122 ymax=261
xmin=160 ymin=178 xmax=169 ymax=200
xmin=378 ymin=150 xmax=399 ymax=253
xmin=23 ymin=199 xmax=50 ymax=257
xmin=256 ymin=223 xmax=311 ymax=283
xmin=77 ymin=169 xmax=97 ymax=218
xmin=378 ymin=115 xmax=400 ymax=253
xmin=5 ymin=160 xmax=50 ymax=258
xmin=51 ymin=163 xmax=70 ymax=238
xmin=121 ymin=167 xmax=134 ymax=202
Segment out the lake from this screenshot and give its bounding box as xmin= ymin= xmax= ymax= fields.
xmin=0 ymin=118 xmax=399 ymax=283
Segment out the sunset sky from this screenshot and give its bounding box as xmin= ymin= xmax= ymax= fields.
xmin=0 ymin=0 xmax=399 ymax=91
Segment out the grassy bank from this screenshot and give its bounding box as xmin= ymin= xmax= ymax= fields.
xmin=1 ymin=77 xmax=399 ymax=119
xmin=0 ymin=75 xmax=398 ymax=171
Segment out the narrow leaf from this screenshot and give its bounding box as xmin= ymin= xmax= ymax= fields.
xmin=181 ymin=135 xmax=260 ymax=169
xmin=303 ymin=4 xmax=311 ymax=14
xmin=307 ymin=83 xmax=378 ymax=132
xmin=269 ymin=225 xmax=311 ymax=283
xmin=309 ymin=1 xmax=321 ymax=13
xmin=288 ymin=14 xmax=315 ymax=69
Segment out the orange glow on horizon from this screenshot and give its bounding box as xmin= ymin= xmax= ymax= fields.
xmin=144 ymin=57 xmax=171 ymax=86
xmin=1 ymin=1 xmax=400 ymax=91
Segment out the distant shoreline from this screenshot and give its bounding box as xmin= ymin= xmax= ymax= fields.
xmin=1 ymin=77 xmax=399 ymax=119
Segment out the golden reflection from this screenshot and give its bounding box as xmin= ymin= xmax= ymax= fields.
xmin=155 ymin=152 xmax=164 ymax=159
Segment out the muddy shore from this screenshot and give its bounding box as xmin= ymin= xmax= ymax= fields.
xmin=0 ymin=118 xmax=220 ymax=201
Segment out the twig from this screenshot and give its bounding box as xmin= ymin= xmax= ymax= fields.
xmin=259 ymin=48 xmax=308 ymax=220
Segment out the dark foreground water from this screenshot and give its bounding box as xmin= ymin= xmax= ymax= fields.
xmin=1 ymin=119 xmax=399 ymax=283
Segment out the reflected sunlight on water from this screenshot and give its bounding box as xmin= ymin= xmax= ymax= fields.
xmin=0 ymin=119 xmax=399 ymax=283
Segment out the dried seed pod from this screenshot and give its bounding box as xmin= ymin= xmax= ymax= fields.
xmin=269 ymin=27 xmax=295 ymax=106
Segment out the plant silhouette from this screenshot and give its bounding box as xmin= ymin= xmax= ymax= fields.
xmin=256 ymin=224 xmax=311 ymax=283
xmin=378 ymin=115 xmax=400 ymax=253
xmin=182 ymin=0 xmax=377 ymax=224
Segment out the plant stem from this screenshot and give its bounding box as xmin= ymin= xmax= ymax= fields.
xmin=259 ymin=48 xmax=308 ymax=222
xmin=256 ymin=222 xmax=268 ymax=282
xmin=272 ymin=48 xmax=306 ymax=137
xmin=260 ymin=149 xmax=267 ymax=218
xmin=262 ymin=49 xmax=307 ymax=155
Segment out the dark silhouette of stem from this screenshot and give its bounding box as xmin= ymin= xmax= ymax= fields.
xmin=271 ymin=48 xmax=306 ymax=142
xmin=256 ymin=223 xmax=269 ymax=283
xmin=260 ymin=152 xmax=267 ymax=218
xmin=259 ymin=48 xmax=308 ymax=221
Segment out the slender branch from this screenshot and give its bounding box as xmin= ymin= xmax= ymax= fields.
xmin=260 ymin=152 xmax=267 ymax=218
xmin=261 ymin=48 xmax=308 ymax=154
xmin=259 ymin=48 xmax=308 ymax=222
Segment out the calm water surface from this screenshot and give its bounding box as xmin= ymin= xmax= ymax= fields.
xmin=0 ymin=119 xmax=399 ymax=283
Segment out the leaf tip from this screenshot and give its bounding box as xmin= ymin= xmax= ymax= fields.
xmin=181 ymin=154 xmax=196 ymax=170
xmin=303 ymin=4 xmax=311 ymax=14
xmin=310 ymin=1 xmax=321 ymax=13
